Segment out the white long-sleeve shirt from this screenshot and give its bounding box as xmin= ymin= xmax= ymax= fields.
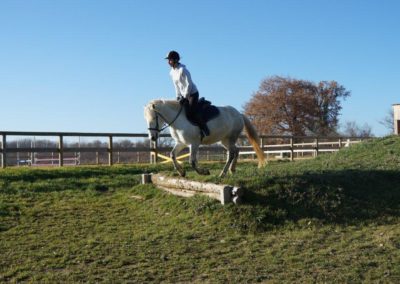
xmin=169 ymin=63 xmax=198 ymax=99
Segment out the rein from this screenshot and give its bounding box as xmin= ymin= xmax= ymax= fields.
xmin=148 ymin=104 xmax=184 ymax=133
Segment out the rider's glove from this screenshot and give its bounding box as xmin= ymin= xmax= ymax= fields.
xmin=177 ymin=95 xmax=187 ymax=105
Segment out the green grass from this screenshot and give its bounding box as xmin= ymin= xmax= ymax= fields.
xmin=1 ymin=136 xmax=400 ymax=282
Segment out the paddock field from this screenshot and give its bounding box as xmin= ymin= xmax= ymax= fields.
xmin=1 ymin=137 xmax=400 ymax=282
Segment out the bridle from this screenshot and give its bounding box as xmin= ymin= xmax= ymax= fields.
xmin=147 ymin=104 xmax=184 ymax=133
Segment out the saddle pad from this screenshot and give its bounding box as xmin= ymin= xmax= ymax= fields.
xmin=183 ymin=98 xmax=220 ymax=126
xmin=198 ymin=101 xmax=220 ymax=122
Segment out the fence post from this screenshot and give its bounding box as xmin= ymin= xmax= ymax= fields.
xmin=150 ymin=140 xmax=158 ymax=164
xmin=31 ymin=139 xmax=34 ymax=166
xmin=315 ymin=138 xmax=319 ymax=157
xmin=108 ymin=136 xmax=113 ymax=166
xmin=59 ymin=135 xmax=64 ymax=167
xmin=260 ymin=137 xmax=266 ymax=161
xmin=290 ymin=137 xmax=294 ymax=161
xmin=338 ymin=137 xmax=342 ymax=149
xmin=1 ymin=134 xmax=6 ymax=168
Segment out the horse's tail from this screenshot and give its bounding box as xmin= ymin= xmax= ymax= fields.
xmin=242 ymin=114 xmax=266 ymax=167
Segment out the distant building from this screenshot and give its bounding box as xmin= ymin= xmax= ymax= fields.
xmin=393 ymin=104 xmax=400 ymax=135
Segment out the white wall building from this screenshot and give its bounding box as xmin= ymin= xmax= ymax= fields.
xmin=393 ymin=104 xmax=400 ymax=135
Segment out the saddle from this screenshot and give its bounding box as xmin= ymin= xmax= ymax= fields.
xmin=182 ymin=97 xmax=220 ymax=125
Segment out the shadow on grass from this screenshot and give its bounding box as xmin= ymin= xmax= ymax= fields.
xmin=0 ymin=164 xmax=175 ymax=194
xmin=241 ymin=169 xmax=400 ymax=226
xmin=0 ymin=166 xmax=148 ymax=183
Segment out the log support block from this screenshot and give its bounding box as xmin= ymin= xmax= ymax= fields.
xmin=141 ymin=173 xmax=152 ymax=184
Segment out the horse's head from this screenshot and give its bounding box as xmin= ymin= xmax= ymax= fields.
xmin=144 ymin=99 xmax=180 ymax=141
xmin=144 ymin=101 xmax=161 ymax=141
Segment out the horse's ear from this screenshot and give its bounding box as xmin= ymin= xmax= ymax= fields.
xmin=152 ymin=104 xmax=156 ymax=109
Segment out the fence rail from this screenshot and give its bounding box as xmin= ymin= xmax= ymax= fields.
xmin=0 ymin=131 xmax=368 ymax=168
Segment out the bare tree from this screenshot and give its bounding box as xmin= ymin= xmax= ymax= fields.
xmin=244 ymin=76 xmax=350 ymax=136
xmin=379 ymin=108 xmax=394 ymax=134
xmin=341 ymin=121 xmax=374 ymax=137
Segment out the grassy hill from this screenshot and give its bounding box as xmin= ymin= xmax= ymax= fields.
xmin=0 ymin=136 xmax=399 ymax=282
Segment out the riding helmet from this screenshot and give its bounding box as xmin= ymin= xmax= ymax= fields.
xmin=165 ymin=50 xmax=180 ymax=61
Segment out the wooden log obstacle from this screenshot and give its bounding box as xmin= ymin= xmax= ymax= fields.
xmin=142 ymin=173 xmax=243 ymax=205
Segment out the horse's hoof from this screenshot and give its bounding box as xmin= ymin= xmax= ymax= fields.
xmin=179 ymin=170 xmax=186 ymax=177
xmin=219 ymin=172 xmax=226 ymax=178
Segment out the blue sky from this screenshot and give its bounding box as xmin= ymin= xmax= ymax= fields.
xmin=1 ymin=0 xmax=399 ymax=136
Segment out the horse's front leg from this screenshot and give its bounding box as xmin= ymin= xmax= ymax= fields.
xmin=190 ymin=143 xmax=210 ymax=175
xmin=171 ymin=142 xmax=187 ymax=177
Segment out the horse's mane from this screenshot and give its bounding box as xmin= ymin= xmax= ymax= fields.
xmin=149 ymin=99 xmax=179 ymax=107
xmin=144 ymin=99 xmax=180 ymax=120
xmin=147 ymin=99 xmax=180 ymax=110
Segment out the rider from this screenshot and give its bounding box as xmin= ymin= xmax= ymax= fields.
xmin=165 ymin=50 xmax=210 ymax=138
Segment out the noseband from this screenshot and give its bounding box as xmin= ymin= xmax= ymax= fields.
xmin=148 ymin=104 xmax=184 ymax=133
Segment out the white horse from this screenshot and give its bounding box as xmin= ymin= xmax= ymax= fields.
xmin=144 ymin=99 xmax=265 ymax=177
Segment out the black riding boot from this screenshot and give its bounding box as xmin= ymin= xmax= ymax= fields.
xmin=197 ymin=117 xmax=210 ymax=139
xmin=187 ymin=92 xmax=209 ymax=139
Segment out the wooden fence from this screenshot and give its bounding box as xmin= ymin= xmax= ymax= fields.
xmin=0 ymin=131 xmax=367 ymax=168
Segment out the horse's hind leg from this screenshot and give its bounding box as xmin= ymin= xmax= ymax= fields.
xmin=190 ymin=143 xmax=210 ymax=175
xmin=171 ymin=142 xmax=187 ymax=177
xmin=219 ymin=149 xmax=234 ymax=178
xmin=229 ymin=146 xmax=239 ymax=174
xmin=219 ymin=141 xmax=234 ymax=177
xmin=219 ymin=140 xmax=237 ymax=178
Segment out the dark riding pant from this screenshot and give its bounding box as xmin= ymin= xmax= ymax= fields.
xmin=186 ymin=92 xmax=210 ymax=138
